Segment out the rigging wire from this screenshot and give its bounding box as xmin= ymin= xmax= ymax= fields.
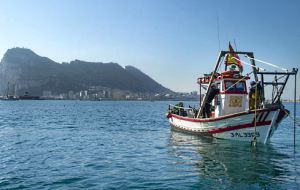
xmin=233 ymin=39 xmax=238 ymax=51
xmin=233 ymin=57 xmax=265 ymax=71
xmin=245 ymin=55 xmax=288 ymax=71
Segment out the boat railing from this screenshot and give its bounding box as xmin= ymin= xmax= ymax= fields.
xmin=168 ymin=104 xmax=197 ymax=118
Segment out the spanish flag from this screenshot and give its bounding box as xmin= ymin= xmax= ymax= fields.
xmin=225 ymin=42 xmax=243 ymax=72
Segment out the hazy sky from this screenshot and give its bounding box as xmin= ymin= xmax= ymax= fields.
xmin=0 ymin=0 xmax=299 ymax=98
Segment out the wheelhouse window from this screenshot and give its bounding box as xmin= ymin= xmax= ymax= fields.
xmin=215 ymin=82 xmax=220 ymax=90
xmin=225 ymin=81 xmax=235 ymax=91
xmin=236 ymin=82 xmax=246 ymax=92
xmin=224 ymin=81 xmax=246 ymax=93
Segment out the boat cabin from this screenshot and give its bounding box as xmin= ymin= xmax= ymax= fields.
xmin=198 ymin=71 xmax=250 ymax=118
xmin=214 ymin=77 xmax=249 ymax=117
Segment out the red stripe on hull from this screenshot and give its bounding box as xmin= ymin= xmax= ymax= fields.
xmin=170 ymin=108 xmax=278 ymax=123
xmin=170 ymin=120 xmax=271 ymax=134
xmin=207 ymin=121 xmax=271 ymax=134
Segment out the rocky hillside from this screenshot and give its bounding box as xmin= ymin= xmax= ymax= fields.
xmin=0 ymin=47 xmax=172 ymax=96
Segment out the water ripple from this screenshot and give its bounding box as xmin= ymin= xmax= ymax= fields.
xmin=0 ymin=101 xmax=299 ymax=189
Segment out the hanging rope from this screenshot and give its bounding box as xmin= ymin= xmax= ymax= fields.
xmin=251 ymin=83 xmax=258 ymax=146
xmin=245 ymin=55 xmax=288 ymax=71
xmin=263 ymin=74 xmax=286 ymax=88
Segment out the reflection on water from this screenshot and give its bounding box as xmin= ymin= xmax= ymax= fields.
xmin=169 ymin=130 xmax=297 ymax=189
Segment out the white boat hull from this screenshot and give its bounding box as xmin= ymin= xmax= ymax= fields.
xmin=168 ymin=108 xmax=287 ymax=144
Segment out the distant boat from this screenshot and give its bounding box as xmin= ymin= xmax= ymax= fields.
xmin=166 ymin=44 xmax=298 ymax=144
xmin=1 ymin=95 xmax=19 ymax=101
xmin=1 ymin=82 xmax=19 ymax=101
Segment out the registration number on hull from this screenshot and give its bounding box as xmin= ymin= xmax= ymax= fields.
xmin=230 ymin=132 xmax=260 ymax=138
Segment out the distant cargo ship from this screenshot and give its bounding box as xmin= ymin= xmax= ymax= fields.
xmin=19 ymin=92 xmax=40 ymax=100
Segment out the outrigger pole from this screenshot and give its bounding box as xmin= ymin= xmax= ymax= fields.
xmin=257 ymin=69 xmax=297 ymax=104
xmin=245 ymin=58 xmax=298 ymax=147
xmin=264 ymin=68 xmax=298 ymax=148
xmin=197 ymin=51 xmax=224 ymax=118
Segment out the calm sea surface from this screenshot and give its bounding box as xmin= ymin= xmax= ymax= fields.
xmin=0 ymin=100 xmax=299 ymax=190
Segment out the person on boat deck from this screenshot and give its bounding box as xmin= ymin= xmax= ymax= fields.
xmin=203 ymin=83 xmax=220 ymax=118
xmin=172 ymin=102 xmax=186 ymax=116
xmin=249 ymin=81 xmax=262 ymax=110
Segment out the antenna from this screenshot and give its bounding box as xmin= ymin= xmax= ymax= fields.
xmin=216 ymin=12 xmax=221 ymax=51
xmin=233 ymin=39 xmax=237 ymax=51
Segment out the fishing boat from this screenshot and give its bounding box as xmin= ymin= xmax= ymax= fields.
xmin=166 ymin=43 xmax=298 ymax=144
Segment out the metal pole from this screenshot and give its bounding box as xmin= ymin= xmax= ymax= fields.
xmin=200 ymin=83 xmax=202 ymax=108
xmin=252 ymin=83 xmax=258 ymax=147
xmin=197 ymin=51 xmax=225 ymax=118
xmin=248 ymin=53 xmax=258 ymax=82
xmin=261 ymin=74 xmax=265 ymax=105
xmin=294 ymin=72 xmax=297 ymax=149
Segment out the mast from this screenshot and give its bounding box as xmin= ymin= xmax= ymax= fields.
xmin=6 ymin=82 xmax=10 ymax=97
xmin=199 ymin=82 xmax=202 ymax=107
xmin=294 ymin=70 xmax=297 ymax=148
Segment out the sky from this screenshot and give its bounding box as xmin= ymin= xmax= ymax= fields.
xmin=0 ymin=0 xmax=299 ymax=99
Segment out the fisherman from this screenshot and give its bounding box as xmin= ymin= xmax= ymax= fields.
xmin=203 ymin=83 xmax=220 ymax=118
xmin=172 ymin=102 xmax=185 ymax=116
xmin=249 ymin=81 xmax=262 ymax=110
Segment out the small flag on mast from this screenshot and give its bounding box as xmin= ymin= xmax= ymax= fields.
xmin=225 ymin=42 xmax=243 ymax=72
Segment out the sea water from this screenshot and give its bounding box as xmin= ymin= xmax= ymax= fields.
xmin=0 ymin=100 xmax=299 ymax=189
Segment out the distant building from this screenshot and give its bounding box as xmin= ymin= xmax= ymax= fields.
xmin=68 ymin=91 xmax=75 ymax=99
xmin=190 ymin=91 xmax=198 ymax=96
xmin=43 ymin=90 xmax=52 ymax=97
